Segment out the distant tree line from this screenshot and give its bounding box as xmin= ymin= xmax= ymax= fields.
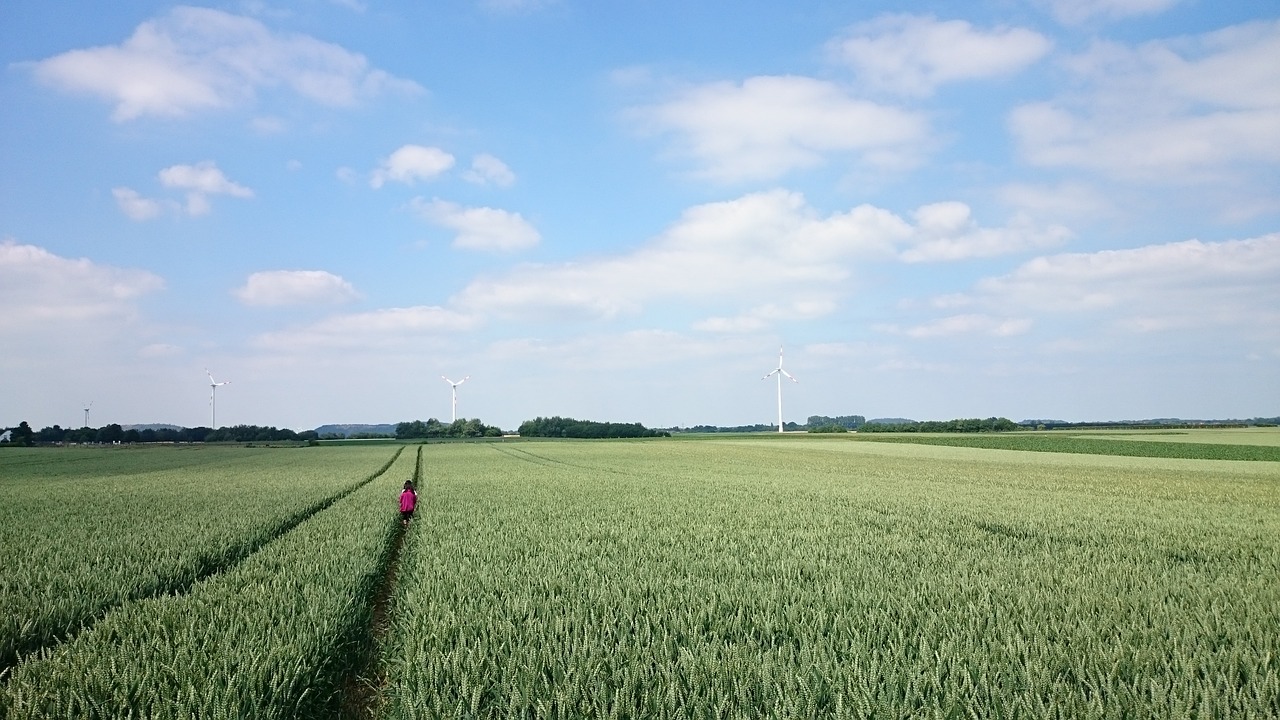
xmin=395 ymin=418 xmax=503 ymax=439
xmin=1021 ymin=418 xmax=1280 ymax=430
xmin=669 ymin=423 xmax=803 ymax=433
xmin=807 ymin=415 xmax=866 ymax=430
xmin=518 ymin=416 xmax=669 ymax=439
xmin=859 ymin=417 xmax=1019 ymax=433
xmin=1 ymin=423 xmax=320 ymax=446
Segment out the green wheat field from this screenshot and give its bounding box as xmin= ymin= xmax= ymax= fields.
xmin=1 ymin=430 xmax=1277 ymax=718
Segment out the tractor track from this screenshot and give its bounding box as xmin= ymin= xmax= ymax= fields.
xmin=0 ymin=446 xmax=405 ymax=684
xmin=337 ymin=444 xmax=423 ymax=719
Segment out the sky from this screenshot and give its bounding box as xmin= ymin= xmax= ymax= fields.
xmin=2 ymin=0 xmax=1278 ymax=432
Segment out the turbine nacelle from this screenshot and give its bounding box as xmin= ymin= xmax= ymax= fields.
xmin=205 ymin=369 xmax=231 ymax=428
xmin=441 ymin=375 xmax=470 ymax=422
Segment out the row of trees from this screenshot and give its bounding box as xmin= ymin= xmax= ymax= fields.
xmin=858 ymin=417 xmax=1019 ymax=433
xmin=518 ymin=416 xmax=669 ymax=439
xmin=1 ymin=423 xmax=321 ymax=446
xmin=806 ymin=415 xmax=867 ymax=430
xmin=395 ymin=418 xmax=504 ymax=439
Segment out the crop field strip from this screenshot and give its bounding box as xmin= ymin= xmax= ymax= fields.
xmin=0 ymin=444 xmax=403 ymax=685
xmin=380 ymin=437 xmax=1279 ymax=718
xmin=2 ymin=433 xmax=1276 ymax=718
xmin=0 ymin=445 xmax=416 ymax=718
xmin=848 ymin=432 xmax=1280 ymax=461
xmin=337 ymin=444 xmax=426 ymax=719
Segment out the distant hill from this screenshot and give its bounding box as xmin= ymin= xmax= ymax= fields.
xmin=866 ymin=418 xmax=915 ymax=425
xmin=312 ymin=423 xmax=397 ymax=438
xmin=122 ymin=424 xmax=183 ymax=431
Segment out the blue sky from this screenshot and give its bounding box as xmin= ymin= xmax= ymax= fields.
xmin=2 ymin=0 xmax=1277 ymax=432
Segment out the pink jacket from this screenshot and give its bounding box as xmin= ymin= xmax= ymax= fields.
xmin=399 ymin=489 xmax=417 ymax=512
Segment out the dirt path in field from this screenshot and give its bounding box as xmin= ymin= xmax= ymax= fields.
xmin=337 ymin=445 xmax=420 ymax=719
xmin=337 ymin=520 xmax=407 ymax=719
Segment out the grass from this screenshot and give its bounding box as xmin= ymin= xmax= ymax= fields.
xmin=3 ymin=437 xmax=1276 ymax=718
xmin=846 ymin=430 xmax=1280 ymax=461
xmin=380 ymin=438 xmax=1280 ymax=718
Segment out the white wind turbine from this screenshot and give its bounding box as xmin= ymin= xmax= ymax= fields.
xmin=83 ymin=401 xmax=93 ymax=428
xmin=442 ymin=375 xmax=469 ymax=422
xmin=206 ymin=369 xmax=230 ymax=428
xmin=761 ymin=346 xmax=798 ymax=433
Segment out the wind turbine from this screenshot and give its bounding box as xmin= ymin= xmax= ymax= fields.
xmin=83 ymin=401 xmax=93 ymax=428
xmin=441 ymin=375 xmax=469 ymax=422
xmin=761 ymin=346 xmax=798 ymax=433
xmin=206 ymin=369 xmax=230 ymax=428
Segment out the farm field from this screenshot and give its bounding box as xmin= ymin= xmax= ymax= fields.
xmin=844 ymin=427 xmax=1280 ymax=461
xmin=1 ymin=433 xmax=1277 ymax=718
xmin=0 ymin=444 xmax=401 ymax=673
xmin=383 ymin=435 xmax=1279 ymax=718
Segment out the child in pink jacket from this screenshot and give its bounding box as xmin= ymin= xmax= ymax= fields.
xmin=399 ymin=480 xmax=417 ymax=526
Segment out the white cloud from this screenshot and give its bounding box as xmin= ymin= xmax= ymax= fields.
xmin=450 ymin=190 xmax=1061 ymax=324
xmin=964 ymin=233 xmax=1280 ymax=333
xmin=694 ymin=299 xmax=838 ymax=333
xmin=370 ymin=145 xmax=455 ymax=188
xmin=830 ymin=14 xmax=1051 ymax=97
xmin=880 ymin=314 xmax=1033 ymax=338
xmin=138 ymin=343 xmax=183 ymax=358
xmin=27 ymin=5 xmax=422 ymax=121
xmin=635 ymin=75 xmax=930 ymax=182
xmin=254 ymin=305 xmax=479 ymax=351
xmin=1010 ymin=20 xmax=1280 ymax=181
xmin=462 ymin=154 xmax=516 ymax=187
xmin=1046 ymin=0 xmax=1181 ymax=25
xmin=411 ymin=198 xmax=540 ymax=252
xmin=250 ymin=116 xmax=287 ymax=134
xmin=899 ymin=202 xmax=1071 ymax=262
xmin=112 ymin=187 xmax=163 ymax=221
xmin=232 ymin=270 xmax=361 ymax=307
xmin=998 ymin=182 xmax=1113 ymax=223
xmin=0 ymin=240 xmax=165 ymax=330
xmin=158 ymin=161 xmax=253 ymax=216
xmin=479 ymin=0 xmax=557 ymax=13
xmin=329 ymin=0 xmax=368 ymax=12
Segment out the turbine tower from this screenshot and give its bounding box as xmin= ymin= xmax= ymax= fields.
xmin=206 ymin=369 xmax=230 ymax=428
xmin=761 ymin=346 xmax=798 ymax=433
xmin=83 ymin=401 xmax=93 ymax=428
xmin=441 ymin=375 xmax=469 ymax=422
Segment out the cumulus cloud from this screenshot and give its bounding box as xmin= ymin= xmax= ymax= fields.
xmin=112 ymin=187 xmax=163 ymax=221
xmin=26 ymin=5 xmax=422 ymax=121
xmin=253 ymin=305 xmax=479 ymax=351
xmin=158 ymin=161 xmax=253 ymax=216
xmin=1010 ymin=20 xmax=1280 ymax=182
xmin=462 ymin=154 xmax=516 ymax=187
xmin=880 ymin=314 xmax=1033 ymax=338
xmin=0 ymin=240 xmax=165 ymax=330
xmin=634 ymin=75 xmax=930 ymax=182
xmin=998 ymin=182 xmax=1113 ymax=223
xmin=694 ymin=299 xmax=839 ymax=333
xmin=958 ymin=233 xmax=1280 ymax=335
xmin=899 ymin=202 xmax=1071 ymax=262
xmin=1045 ymin=0 xmax=1181 ymax=25
xmin=479 ymin=0 xmax=558 ymax=13
xmin=370 ymin=145 xmax=455 ymax=188
xmin=830 ymin=14 xmax=1051 ymax=97
xmin=411 ymin=198 xmax=540 ymax=252
xmin=232 ymin=270 xmax=361 ymax=307
xmin=450 ymin=190 xmax=1060 ymax=324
